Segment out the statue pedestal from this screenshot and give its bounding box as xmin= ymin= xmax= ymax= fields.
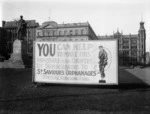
xmin=0 ymin=39 xmax=25 ymax=68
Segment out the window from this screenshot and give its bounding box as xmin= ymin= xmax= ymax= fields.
xmin=53 ymin=31 xmax=55 ymax=36
xmin=47 ymin=31 xmax=50 ymax=36
xmin=131 ymin=40 xmax=137 ymax=44
xmin=123 ymin=39 xmax=129 ymax=44
xmin=45 ymin=31 xmax=48 ymax=36
xmin=37 ymin=32 xmax=40 ymax=36
xmin=70 ymin=30 xmax=73 ymax=35
xmin=59 ymin=31 xmax=61 ymax=36
xmin=141 ymin=32 xmax=144 ymax=37
xmin=43 ymin=31 xmax=45 ymax=36
xmin=141 ymin=39 xmax=144 ymax=43
xmin=131 ymin=46 xmax=137 ymax=49
xmin=119 ymin=39 xmax=121 ymax=43
xmin=28 ymin=31 xmax=31 ymax=38
xmin=75 ymin=30 xmax=78 ymax=35
xmin=52 ymin=30 xmax=55 ymax=36
xmin=123 ymin=57 xmax=129 ymax=64
xmin=131 ymin=57 xmax=137 ymax=65
xmin=131 ymin=51 xmax=137 ymax=56
xmin=123 ymin=46 xmax=129 ymax=49
xmin=123 ymin=51 xmax=129 ymax=56
xmin=49 ymin=31 xmax=53 ymax=36
xmin=122 ymin=39 xmax=129 ymax=49
xmin=64 ymin=30 xmax=67 ymax=36
xmin=119 ymin=44 xmax=121 ymax=49
xmin=81 ymin=29 xmax=84 ymax=35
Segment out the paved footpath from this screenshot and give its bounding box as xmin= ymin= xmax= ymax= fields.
xmin=125 ymin=67 xmax=150 ymax=85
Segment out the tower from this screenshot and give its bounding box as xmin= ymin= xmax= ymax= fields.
xmin=138 ymin=21 xmax=146 ymax=65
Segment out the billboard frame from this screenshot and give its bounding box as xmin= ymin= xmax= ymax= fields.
xmin=32 ymin=39 xmax=118 ymax=85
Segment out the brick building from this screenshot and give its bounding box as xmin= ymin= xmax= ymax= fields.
xmin=0 ymin=27 xmax=6 ymax=60
xmin=98 ymin=21 xmax=146 ymax=66
xmin=1 ymin=20 xmax=39 ymax=58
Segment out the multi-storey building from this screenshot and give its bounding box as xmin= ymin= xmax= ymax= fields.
xmin=98 ymin=21 xmax=146 ymax=66
xmin=146 ymin=52 xmax=150 ymax=65
xmin=36 ymin=21 xmax=98 ymax=41
xmin=0 ymin=27 xmax=6 ymax=60
xmin=2 ymin=20 xmax=39 ymax=57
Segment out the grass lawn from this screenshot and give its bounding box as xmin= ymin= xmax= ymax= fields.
xmin=0 ymin=67 xmax=150 ymax=113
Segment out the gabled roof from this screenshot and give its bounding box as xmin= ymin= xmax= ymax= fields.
xmin=37 ymin=21 xmax=89 ymax=29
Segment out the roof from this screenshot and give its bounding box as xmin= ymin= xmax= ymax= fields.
xmin=122 ymin=34 xmax=138 ymax=39
xmin=3 ymin=20 xmax=39 ymax=28
xmin=98 ymin=34 xmax=138 ymax=40
xmin=37 ymin=21 xmax=89 ymax=29
xmin=98 ymin=35 xmax=114 ymax=39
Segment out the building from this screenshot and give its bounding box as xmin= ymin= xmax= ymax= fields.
xmin=146 ymin=52 xmax=150 ymax=65
xmin=2 ymin=20 xmax=39 ymax=57
xmin=36 ymin=21 xmax=98 ymax=41
xmin=98 ymin=21 xmax=146 ymax=66
xmin=0 ymin=27 xmax=6 ymax=60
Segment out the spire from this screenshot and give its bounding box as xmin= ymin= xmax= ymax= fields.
xmin=139 ymin=12 xmax=145 ymax=31
xmin=139 ymin=21 xmax=145 ymax=31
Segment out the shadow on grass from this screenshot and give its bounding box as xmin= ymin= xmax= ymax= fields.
xmin=0 ymin=68 xmax=32 ymax=99
xmin=0 ymin=67 xmax=149 ymax=95
xmin=35 ymin=67 xmax=149 ymax=89
xmin=113 ymin=67 xmax=148 ymax=89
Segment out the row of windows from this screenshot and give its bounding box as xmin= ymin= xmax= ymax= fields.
xmin=122 ymin=40 xmax=129 ymax=44
xmin=38 ymin=38 xmax=87 ymax=41
xmin=121 ymin=45 xmax=137 ymax=49
xmin=6 ymin=29 xmax=34 ymax=40
xmin=37 ymin=29 xmax=85 ymax=37
xmin=123 ymin=46 xmax=129 ymax=49
xmin=119 ymin=45 xmax=137 ymax=49
xmin=119 ymin=39 xmax=137 ymax=44
xmin=120 ymin=51 xmax=137 ymax=56
xmin=119 ymin=57 xmax=138 ymax=65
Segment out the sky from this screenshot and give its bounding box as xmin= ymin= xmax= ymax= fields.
xmin=0 ymin=0 xmax=150 ymax=51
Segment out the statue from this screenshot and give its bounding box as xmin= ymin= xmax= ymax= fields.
xmin=17 ymin=15 xmax=27 ymax=40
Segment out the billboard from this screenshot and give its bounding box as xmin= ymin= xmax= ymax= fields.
xmin=33 ymin=40 xmax=118 ymax=85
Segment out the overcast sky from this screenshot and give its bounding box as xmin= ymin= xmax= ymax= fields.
xmin=0 ymin=0 xmax=150 ymax=51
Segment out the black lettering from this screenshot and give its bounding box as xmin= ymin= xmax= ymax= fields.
xmin=50 ymin=44 xmax=56 ymax=56
xmin=37 ymin=44 xmax=44 ymax=56
xmin=43 ymin=44 xmax=49 ymax=56
xmin=37 ymin=69 xmax=40 ymax=74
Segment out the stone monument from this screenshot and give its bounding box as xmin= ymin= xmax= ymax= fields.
xmin=2 ymin=39 xmax=25 ymax=68
xmin=0 ymin=15 xmax=26 ymax=68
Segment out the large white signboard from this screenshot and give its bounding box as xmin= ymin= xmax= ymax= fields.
xmin=33 ymin=40 xmax=118 ymax=85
